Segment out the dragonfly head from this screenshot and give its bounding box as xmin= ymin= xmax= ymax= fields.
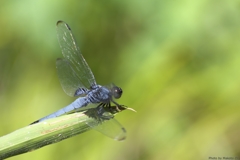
xmin=111 ymin=85 xmax=122 ymax=99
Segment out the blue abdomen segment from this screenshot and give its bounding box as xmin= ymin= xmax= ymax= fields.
xmin=31 ymin=97 xmax=88 ymax=124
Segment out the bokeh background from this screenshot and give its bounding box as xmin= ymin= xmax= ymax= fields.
xmin=1 ymin=0 xmax=240 ymax=159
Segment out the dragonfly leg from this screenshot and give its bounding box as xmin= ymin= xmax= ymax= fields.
xmin=111 ymin=100 xmax=121 ymax=112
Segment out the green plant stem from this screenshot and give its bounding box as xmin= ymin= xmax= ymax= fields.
xmin=0 ymin=112 xmax=92 ymax=159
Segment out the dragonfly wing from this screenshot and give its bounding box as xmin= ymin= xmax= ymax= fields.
xmin=93 ymin=118 xmax=126 ymax=141
xmin=56 ymin=58 xmax=88 ymax=97
xmin=56 ymin=21 xmax=97 ymax=92
xmin=86 ymin=111 xmax=126 ymax=141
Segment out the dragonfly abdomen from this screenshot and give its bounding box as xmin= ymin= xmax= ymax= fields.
xmin=30 ymin=97 xmax=89 ymax=124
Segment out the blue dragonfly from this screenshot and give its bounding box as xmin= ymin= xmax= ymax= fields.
xmin=31 ymin=21 xmax=132 ymax=140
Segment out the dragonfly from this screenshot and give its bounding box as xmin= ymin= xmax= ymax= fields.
xmin=31 ymin=20 xmax=133 ymax=141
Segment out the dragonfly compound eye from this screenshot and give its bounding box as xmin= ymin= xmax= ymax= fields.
xmin=112 ymin=86 xmax=122 ymax=99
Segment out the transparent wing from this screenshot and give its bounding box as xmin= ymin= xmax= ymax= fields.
xmin=85 ymin=108 xmax=126 ymax=141
xmin=56 ymin=20 xmax=97 ymax=94
xmin=56 ymin=58 xmax=88 ymax=97
xmin=90 ymin=117 xmax=126 ymax=141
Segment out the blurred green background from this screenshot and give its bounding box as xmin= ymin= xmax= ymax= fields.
xmin=1 ymin=0 xmax=240 ymax=159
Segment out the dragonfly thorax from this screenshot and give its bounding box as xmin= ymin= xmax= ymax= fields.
xmin=87 ymin=86 xmax=112 ymax=103
xmin=87 ymin=84 xmax=122 ymax=104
